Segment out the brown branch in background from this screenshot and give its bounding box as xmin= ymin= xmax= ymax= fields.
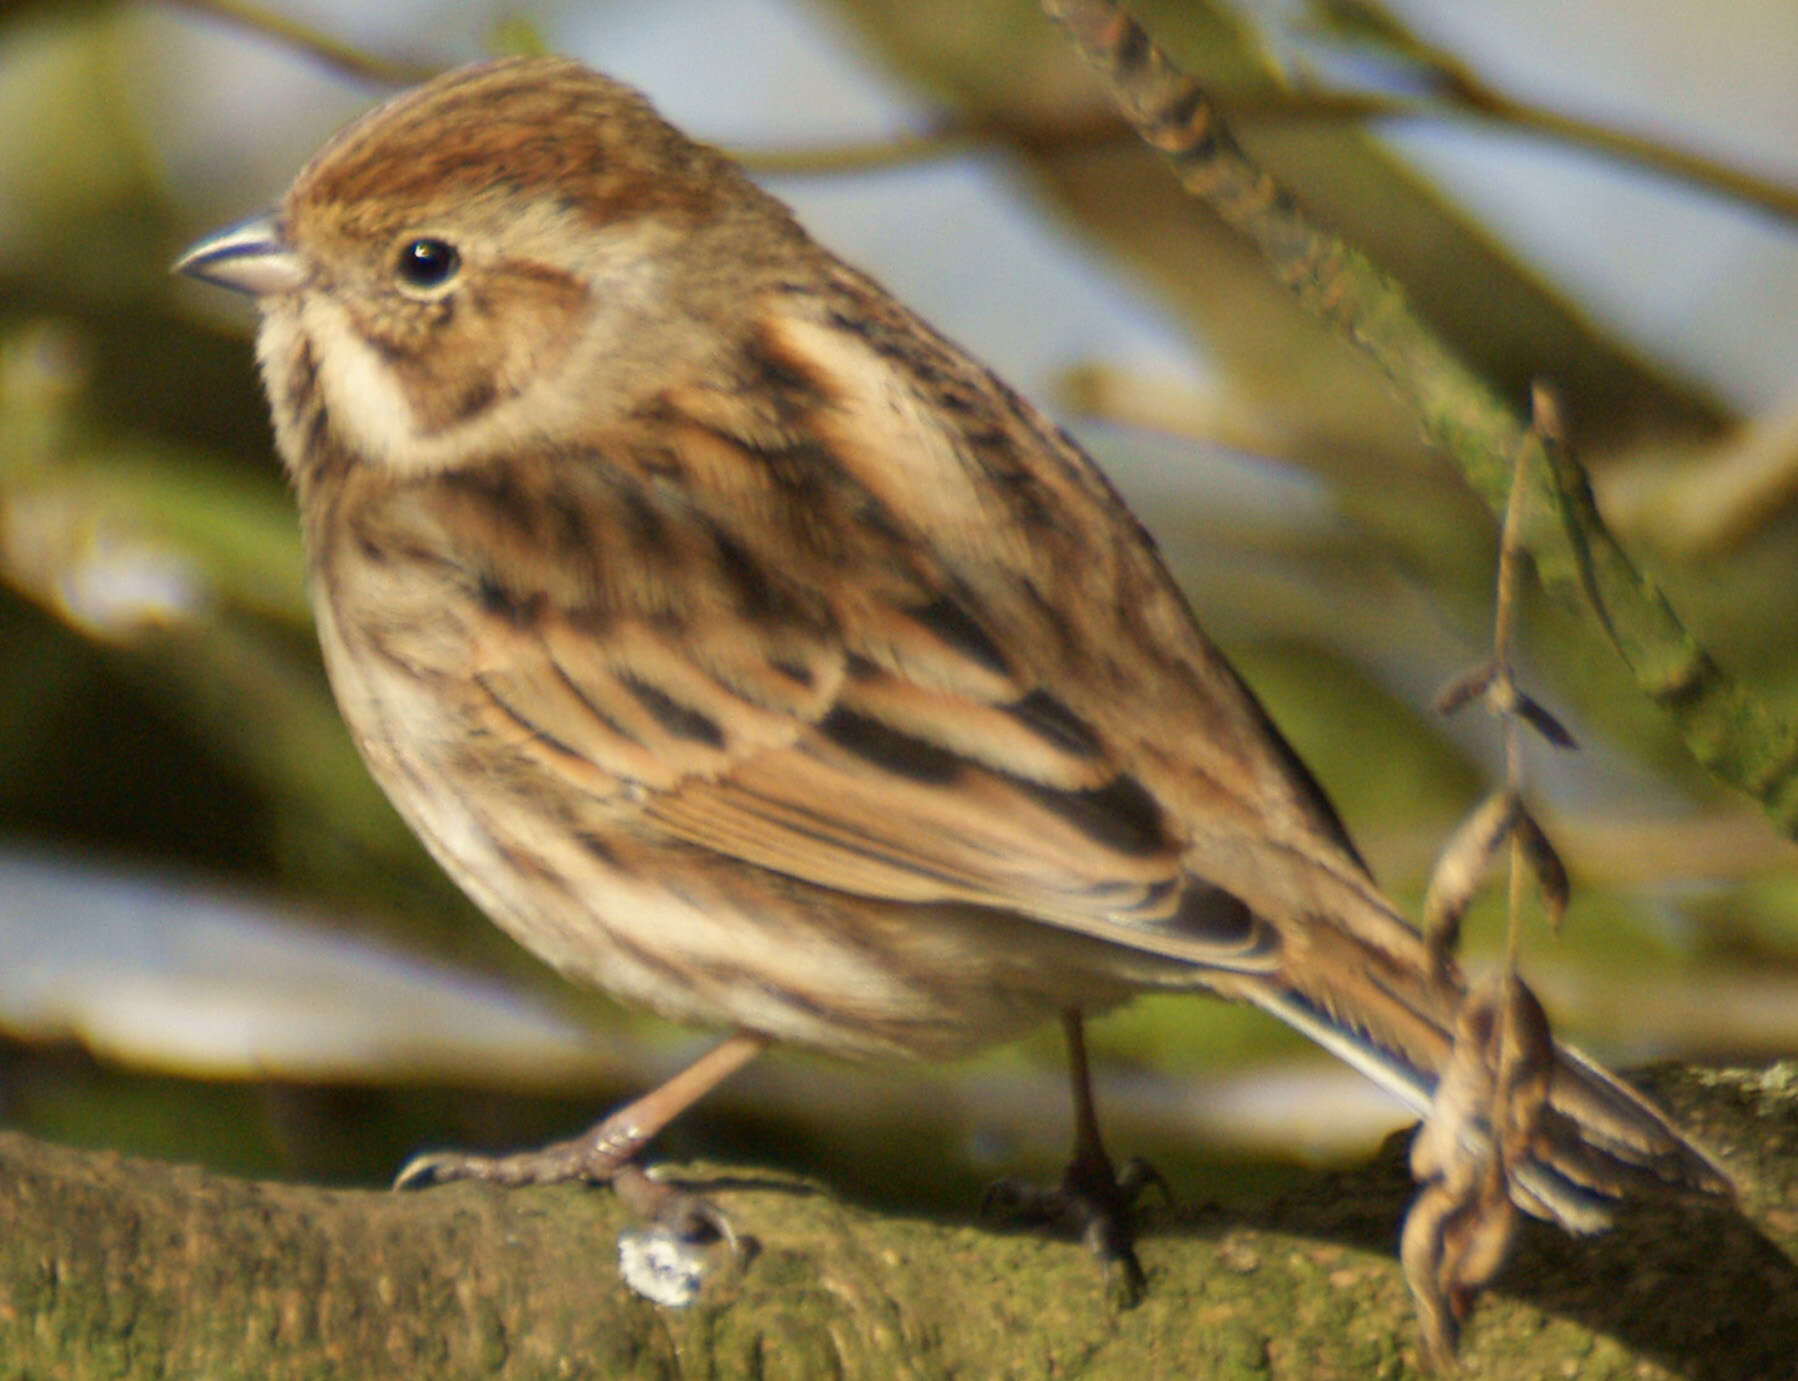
xmin=1281 ymin=99 xmax=1798 ymax=229
xmin=1040 ymin=0 xmax=1798 ymax=836
xmin=743 ymin=86 xmax=1798 ymax=227
xmin=743 ymin=0 xmax=1798 ymax=227
xmin=148 ymin=0 xmax=1798 ymax=224
xmin=1307 ymin=0 xmax=1798 ymax=227
xmin=158 ymin=0 xmax=437 ymax=86
xmin=736 ymin=110 xmax=1128 ymax=177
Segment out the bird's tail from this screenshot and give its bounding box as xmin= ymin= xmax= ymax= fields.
xmin=1233 ymin=953 xmax=1732 ymax=1232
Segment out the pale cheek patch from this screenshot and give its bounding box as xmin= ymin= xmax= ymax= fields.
xmin=267 ymin=221 xmax=674 ymax=480
xmin=284 ymin=291 xmax=593 ymax=480
xmin=299 ymin=295 xmax=423 ymax=469
xmin=254 ymin=306 xmax=313 ymax=474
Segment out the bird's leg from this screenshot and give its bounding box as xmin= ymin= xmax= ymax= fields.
xmin=395 ymin=1030 xmax=769 ymax=1235
xmin=1058 ymin=1009 xmax=1161 ymax=1301
xmin=985 ymin=1010 xmax=1165 ymax=1304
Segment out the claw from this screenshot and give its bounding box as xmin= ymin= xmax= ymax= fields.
xmin=980 ymin=1154 xmax=1162 ymax=1308
xmin=389 ymin=1132 xmax=623 ymax=1190
xmin=392 ymin=1150 xmax=458 ymax=1191
xmin=1116 ymin=1156 xmax=1173 ymax=1209
xmin=1095 ymin=1228 xmax=1147 ymax=1310
xmin=615 ymin=1163 xmax=742 ymax=1254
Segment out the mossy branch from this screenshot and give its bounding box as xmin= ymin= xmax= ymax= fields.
xmin=0 ymin=1063 xmax=1791 ymax=1379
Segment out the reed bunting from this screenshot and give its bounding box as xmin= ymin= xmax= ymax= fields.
xmin=175 ymin=54 xmax=1726 ymax=1306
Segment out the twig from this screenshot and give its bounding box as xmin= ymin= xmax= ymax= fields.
xmin=742 ymin=85 xmax=1798 ymax=226
xmin=1039 ymin=0 xmax=1798 ymax=835
xmin=1402 ymin=400 xmax=1577 ymax=1368
xmin=1305 ymin=0 xmax=1798 ymax=225
xmin=158 ymin=0 xmax=436 ymax=87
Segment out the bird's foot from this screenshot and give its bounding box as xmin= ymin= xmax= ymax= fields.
xmin=984 ymin=1153 xmax=1170 ymax=1306
xmin=395 ymin=1121 xmax=743 ymax=1306
xmin=394 ymin=1117 xmax=638 ymax=1190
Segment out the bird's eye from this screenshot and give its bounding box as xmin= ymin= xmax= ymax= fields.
xmin=395 ymin=238 xmax=460 ymax=292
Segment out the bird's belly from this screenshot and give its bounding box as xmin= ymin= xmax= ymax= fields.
xmin=397 ymin=765 xmax=1147 ymax=1059
xmin=323 ymin=638 xmax=1140 ymax=1059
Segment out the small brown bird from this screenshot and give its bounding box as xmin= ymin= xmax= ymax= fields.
xmin=175 ymin=55 xmax=1724 ymax=1290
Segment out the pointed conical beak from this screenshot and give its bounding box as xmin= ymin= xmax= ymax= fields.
xmin=172 ymin=211 xmax=309 ymax=297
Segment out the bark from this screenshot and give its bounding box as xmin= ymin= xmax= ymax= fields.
xmin=2 ymin=1063 xmax=1794 ymax=1379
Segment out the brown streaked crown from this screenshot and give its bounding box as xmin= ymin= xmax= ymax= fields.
xmin=287 ymin=56 xmax=741 ymax=231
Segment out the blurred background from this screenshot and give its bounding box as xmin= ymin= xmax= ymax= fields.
xmin=1 ymin=0 xmax=1795 ymax=1218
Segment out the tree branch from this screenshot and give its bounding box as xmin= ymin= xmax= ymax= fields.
xmin=2 ymin=1063 xmax=1792 ymax=1378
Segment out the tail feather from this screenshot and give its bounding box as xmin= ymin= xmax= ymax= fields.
xmin=1239 ymin=976 xmax=1732 ymax=1233
xmin=1533 ymin=1042 xmax=1732 ymax=1205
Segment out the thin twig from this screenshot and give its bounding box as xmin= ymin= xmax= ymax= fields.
xmin=1308 ymin=0 xmax=1798 ymax=225
xmin=158 ymin=0 xmax=437 ymax=87
xmin=1494 ymin=443 xmax=1532 ymax=973
xmin=738 ymin=112 xmax=1128 ymax=177
xmin=741 ymin=85 xmax=1798 ymax=224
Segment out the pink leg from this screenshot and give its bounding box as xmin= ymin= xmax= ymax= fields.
xmin=395 ymin=1031 xmax=770 ymax=1190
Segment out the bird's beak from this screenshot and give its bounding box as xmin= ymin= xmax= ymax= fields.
xmin=172 ymin=211 xmax=309 ymax=297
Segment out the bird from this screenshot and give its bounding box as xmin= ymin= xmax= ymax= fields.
xmin=174 ymin=52 xmax=1728 ymax=1309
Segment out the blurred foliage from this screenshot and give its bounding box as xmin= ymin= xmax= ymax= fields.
xmin=0 ymin=0 xmax=1794 ymax=1213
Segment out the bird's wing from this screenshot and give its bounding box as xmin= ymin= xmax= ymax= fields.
xmin=362 ymin=419 xmax=1280 ymax=973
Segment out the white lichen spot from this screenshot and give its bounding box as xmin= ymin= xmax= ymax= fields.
xmin=617 ymin=1223 xmax=709 ymax=1309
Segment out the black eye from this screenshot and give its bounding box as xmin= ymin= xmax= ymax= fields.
xmin=396 ymin=238 xmax=460 ymax=290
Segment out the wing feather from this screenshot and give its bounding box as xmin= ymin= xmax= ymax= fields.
xmin=350 ymin=319 xmax=1286 ymax=971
